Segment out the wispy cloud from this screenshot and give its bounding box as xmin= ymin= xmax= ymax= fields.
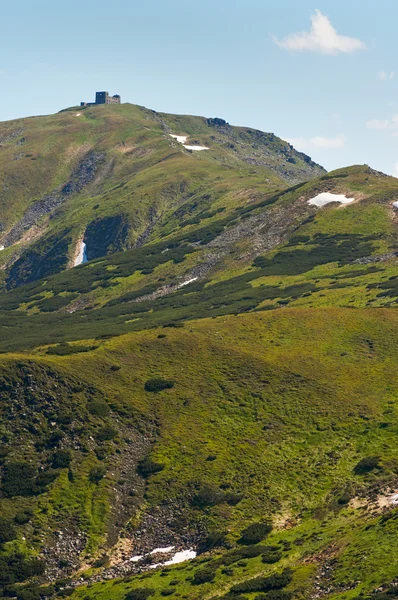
xmin=366 ymin=115 xmax=398 ymax=131
xmin=366 ymin=119 xmax=390 ymax=129
xmin=377 ymin=71 xmax=395 ymax=81
xmin=273 ymin=10 xmax=366 ymax=55
xmin=287 ymin=135 xmax=346 ymax=151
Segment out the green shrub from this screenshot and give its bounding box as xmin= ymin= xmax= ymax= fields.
xmin=0 ymin=554 xmax=46 ymax=586
xmin=2 ymin=461 xmax=38 ymax=497
xmin=144 ymin=378 xmax=175 ymax=392
xmin=137 ymin=456 xmax=164 ymax=477
xmin=354 ymin=456 xmax=380 ymax=475
xmin=52 ymin=449 xmax=72 ymax=469
xmin=239 ymin=522 xmax=273 ymax=545
xmin=88 ymin=400 xmax=110 ymax=416
xmin=46 ymin=430 xmax=65 ymax=448
xmin=14 ymin=511 xmax=33 ymax=525
xmin=47 ymin=343 xmax=98 ymax=355
xmin=230 ymin=569 xmax=293 ymax=594
xmin=0 ymin=516 xmax=16 ymax=544
xmin=191 ymin=484 xmax=225 ymax=507
xmin=192 ymin=566 xmax=216 ymax=584
xmin=256 ymin=592 xmax=293 ymax=600
xmin=96 ymin=425 xmax=117 ymax=442
xmin=224 ymin=492 xmax=243 ymax=506
xmin=197 ymin=530 xmax=227 ymax=553
xmin=89 ymin=465 xmax=106 ymax=483
xmin=261 ymin=547 xmax=283 ymax=564
xmin=161 ymin=590 xmax=176 ymax=596
xmin=125 ymin=589 xmax=155 ymax=600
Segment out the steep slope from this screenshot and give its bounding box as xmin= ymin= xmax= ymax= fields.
xmin=0 ymin=165 xmax=398 ymax=353
xmin=0 ymin=103 xmax=324 ymax=289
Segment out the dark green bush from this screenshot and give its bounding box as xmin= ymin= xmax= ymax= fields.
xmin=354 ymin=456 xmax=380 ymax=475
xmin=2 ymin=462 xmax=37 ymax=497
xmin=261 ymin=547 xmax=283 ymax=564
xmin=137 ymin=456 xmax=164 ymax=477
xmin=231 ymin=569 xmax=292 ymax=594
xmin=191 ymin=484 xmax=225 ymax=507
xmin=52 ymin=449 xmax=72 ymax=469
xmin=0 ymin=516 xmax=16 ymax=544
xmin=161 ymin=590 xmax=176 ymax=596
xmin=192 ymin=566 xmax=216 ymax=584
xmin=47 ymin=343 xmax=98 ymax=355
xmin=125 ymin=589 xmax=155 ymax=600
xmin=256 ymin=592 xmax=293 ymax=600
xmin=14 ymin=510 xmax=33 ymax=525
xmin=88 ymin=400 xmax=110 ymax=416
xmin=144 ymin=378 xmax=175 ymax=392
xmin=197 ymin=530 xmax=227 ymax=554
xmin=46 ymin=430 xmax=65 ymax=448
xmin=96 ymin=425 xmax=117 ymax=442
xmin=239 ymin=522 xmax=273 ymax=545
xmin=224 ymin=492 xmax=243 ymax=506
xmin=0 ymin=554 xmax=45 ymax=586
xmin=89 ymin=465 xmax=106 ymax=483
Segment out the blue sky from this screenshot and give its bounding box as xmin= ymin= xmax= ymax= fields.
xmin=1 ymin=0 xmax=398 ymax=175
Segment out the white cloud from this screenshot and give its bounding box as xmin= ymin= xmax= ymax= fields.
xmin=366 ymin=119 xmax=390 ymax=129
xmin=393 ymin=163 xmax=398 ymax=177
xmin=377 ymin=71 xmax=395 ymax=81
xmin=367 ymin=114 xmax=398 ymax=132
xmin=273 ymin=10 xmax=366 ymax=55
xmin=287 ymin=135 xmax=346 ymax=151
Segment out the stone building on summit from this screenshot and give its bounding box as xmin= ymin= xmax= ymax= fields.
xmin=81 ymin=91 xmax=121 ymax=107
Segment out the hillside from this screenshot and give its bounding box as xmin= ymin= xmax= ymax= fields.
xmin=1 ymin=104 xmax=398 ymax=600
xmin=0 ymin=103 xmax=324 ymax=290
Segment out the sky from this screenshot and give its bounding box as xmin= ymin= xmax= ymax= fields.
xmin=1 ymin=0 xmax=398 ymax=175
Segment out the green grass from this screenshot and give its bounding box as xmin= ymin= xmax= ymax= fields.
xmin=2 ymin=308 xmax=398 ymax=597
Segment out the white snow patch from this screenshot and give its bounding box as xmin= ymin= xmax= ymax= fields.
xmin=183 ymin=145 xmax=209 ymax=151
xmin=177 ymin=277 xmax=198 ymax=289
xmin=74 ymin=241 xmax=88 ymax=266
xmin=170 ymin=134 xmax=209 ymax=151
xmin=129 ymin=555 xmax=144 ymax=563
xmin=0 ymin=246 xmax=4 ymax=251
xmin=150 ymin=546 xmax=175 ymax=555
xmin=129 ymin=547 xmax=197 ymax=569
xmin=308 ymin=192 xmax=355 ymax=207
xmin=149 ymin=549 xmax=197 ymax=569
xmin=389 ymin=492 xmax=398 ymax=505
xmin=170 ymin=134 xmax=188 ymax=144
xmin=392 ymin=201 xmax=398 ymax=208
xmin=165 ymin=549 xmax=197 ymax=565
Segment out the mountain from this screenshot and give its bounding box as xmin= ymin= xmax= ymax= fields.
xmin=1 ymin=104 xmax=398 ymax=600
xmin=0 ymin=103 xmax=324 ymax=290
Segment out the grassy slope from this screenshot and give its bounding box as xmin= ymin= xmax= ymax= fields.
xmin=1 ymin=166 xmax=398 ymax=353
xmin=2 ymin=309 xmax=398 ymax=598
xmin=0 ymin=103 xmax=325 ymax=289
